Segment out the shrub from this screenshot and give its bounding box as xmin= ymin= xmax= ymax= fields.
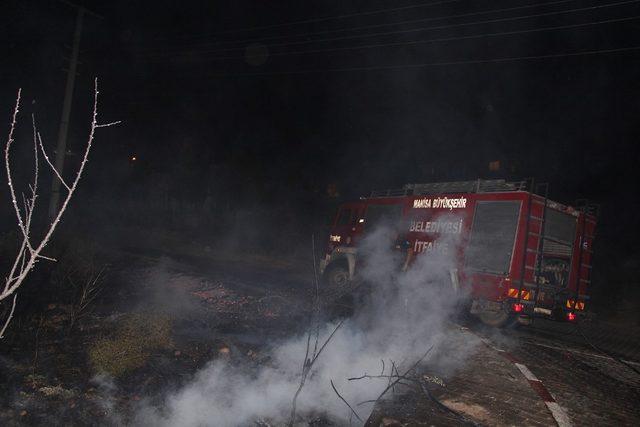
xmin=88 ymin=312 xmax=173 ymax=377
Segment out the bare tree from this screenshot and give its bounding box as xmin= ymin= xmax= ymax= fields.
xmin=0 ymin=78 xmax=119 ymax=339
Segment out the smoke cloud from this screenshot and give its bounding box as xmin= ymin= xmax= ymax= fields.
xmin=133 ymin=221 xmax=478 ymax=425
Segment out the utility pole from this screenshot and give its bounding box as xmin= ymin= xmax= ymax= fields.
xmin=48 ymin=1 xmax=103 ymax=220
xmin=48 ymin=5 xmax=85 ymax=220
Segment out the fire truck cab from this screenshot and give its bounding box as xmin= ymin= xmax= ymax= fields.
xmin=320 ymin=180 xmax=597 ymax=327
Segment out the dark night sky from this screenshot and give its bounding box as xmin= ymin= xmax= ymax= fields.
xmin=2 ymin=0 xmax=640 ymax=246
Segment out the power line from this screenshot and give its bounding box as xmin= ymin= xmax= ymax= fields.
xmin=147 ymin=15 xmax=640 ymax=63
xmin=112 ymin=43 xmax=640 ymax=97
xmin=140 ymin=0 xmax=578 ymax=50
xmin=162 ymin=0 xmax=463 ymax=38
xmin=219 ymin=45 xmax=640 ymax=77
xmin=264 ymin=0 xmax=640 ymax=50
xmin=141 ymin=0 xmax=640 ymax=58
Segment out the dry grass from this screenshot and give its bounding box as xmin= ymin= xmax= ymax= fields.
xmin=89 ymin=312 xmax=173 ymax=377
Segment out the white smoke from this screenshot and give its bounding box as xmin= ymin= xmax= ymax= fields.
xmin=135 ymin=221 xmax=478 ymax=425
xmin=91 ymin=374 xmax=124 ymax=425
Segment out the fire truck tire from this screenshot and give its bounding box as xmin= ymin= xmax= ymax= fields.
xmin=324 ymin=262 xmax=350 ymax=289
xmin=477 ymin=309 xmax=518 ymax=328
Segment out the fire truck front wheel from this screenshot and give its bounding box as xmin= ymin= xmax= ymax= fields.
xmin=324 ymin=262 xmax=350 ymax=288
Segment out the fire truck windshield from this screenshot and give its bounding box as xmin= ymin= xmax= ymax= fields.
xmin=336 ymin=208 xmax=351 ymax=226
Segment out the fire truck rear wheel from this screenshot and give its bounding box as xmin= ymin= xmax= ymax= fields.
xmin=324 ymin=263 xmax=350 ymax=288
xmin=478 ymin=309 xmax=518 ymax=328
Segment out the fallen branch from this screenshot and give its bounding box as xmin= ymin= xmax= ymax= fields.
xmin=356 ymin=346 xmax=433 ymax=407
xmin=417 ymin=378 xmax=480 ymax=426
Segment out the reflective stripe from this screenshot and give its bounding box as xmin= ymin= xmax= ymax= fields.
xmin=566 ymin=300 xmax=586 ymax=310
xmin=508 ymin=288 xmax=531 ymax=300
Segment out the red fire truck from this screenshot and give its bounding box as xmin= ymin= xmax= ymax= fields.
xmin=320 ymin=180 xmax=597 ymax=327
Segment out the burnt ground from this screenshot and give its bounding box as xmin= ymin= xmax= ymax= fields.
xmin=0 ymin=242 xmax=316 ymax=425
xmin=1 ymin=238 xmax=639 ymax=426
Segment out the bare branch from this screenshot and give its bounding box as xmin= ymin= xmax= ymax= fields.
xmin=311 ymin=234 xmax=320 ymax=359
xmin=3 ymin=92 xmax=32 ymax=294
xmin=37 ymin=132 xmax=70 ymax=191
xmin=289 ymin=319 xmax=345 ymax=426
xmin=5 ymin=243 xmax=26 ymax=291
xmin=95 ymin=120 xmax=121 ymax=128
xmin=330 ymin=379 xmax=362 ymax=423
xmin=310 ymin=318 xmax=345 ymax=367
xmin=21 ymin=195 xmax=29 ymax=227
xmin=4 ymin=89 xmax=33 ymax=253
xmin=28 ymin=114 xmax=39 ymax=231
xmin=290 ymin=315 xmax=313 ymax=425
xmin=0 ymin=294 xmax=17 ymax=338
xmin=289 ymin=235 xmax=339 ymax=426
xmin=68 ymin=266 xmax=106 ymax=331
xmin=348 ymin=373 xmax=393 ymax=381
